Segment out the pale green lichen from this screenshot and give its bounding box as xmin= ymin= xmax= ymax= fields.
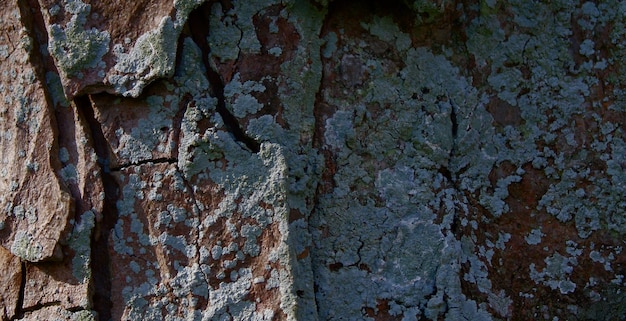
xmin=17 ymin=307 xmax=97 ymax=321
xmin=207 ymin=3 xmax=242 ymax=62
xmin=11 ymin=230 xmax=44 ymax=261
xmin=110 ymin=17 xmax=179 ymax=97
xmin=224 ymin=75 xmax=267 ymax=118
xmin=105 ymin=0 xmax=203 ymax=96
xmin=173 ymin=0 xmax=205 ymax=25
xmin=113 ymin=93 xmax=178 ymax=164
xmin=525 ymin=228 xmax=544 ymax=245
xmin=70 ymin=310 xmax=97 ymax=321
xmin=55 ymin=0 xmax=626 ymax=318
xmin=48 ymin=0 xmax=110 ymax=78
xmin=67 ymin=210 xmax=95 ymax=284
xmin=529 ymin=253 xmax=578 ymax=294
xmin=310 ymin=13 xmax=496 ymax=318
xmin=108 ymin=33 xmax=303 ymax=319
xmin=361 ymin=16 xmax=411 ymax=52
xmin=178 ymin=33 xmax=304 ymax=317
xmin=46 ymin=71 xmax=70 ymax=108
xmin=404 ymin=0 xmax=447 ymax=23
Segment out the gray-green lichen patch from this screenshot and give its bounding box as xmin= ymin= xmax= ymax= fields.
xmin=48 ymin=0 xmax=110 ymax=79
xmin=452 ymin=0 xmax=626 ymax=318
xmin=530 ymin=252 xmax=579 ymax=294
xmin=11 ymin=230 xmax=44 ymax=262
xmin=105 ymin=0 xmax=204 ymax=97
xmin=310 ymin=8 xmax=501 ymax=317
xmin=94 ymin=0 xmax=203 ymax=97
xmin=108 ymin=155 xmax=294 ymax=319
xmin=0 ymin=2 xmax=73 ymax=263
xmin=172 ymin=35 xmax=306 ymax=317
xmin=173 ymin=0 xmax=206 ymax=24
xmin=18 ymin=0 xmax=625 ymax=318
xmin=89 ymin=78 xmax=187 ymax=168
xmin=110 ymin=17 xmax=179 ymax=97
xmin=206 ymin=3 xmax=243 ymax=62
xmin=45 ymin=72 xmax=70 ymax=108
xmin=67 ymin=210 xmax=95 ymax=283
xmin=224 ymin=75 xmax=266 ymax=118
xmin=17 ymin=306 xmax=97 ymax=321
xmin=104 ymin=35 xmax=307 ymax=319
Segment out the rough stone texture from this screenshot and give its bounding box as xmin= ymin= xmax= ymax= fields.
xmin=38 ymin=0 xmax=205 ymax=98
xmin=17 ymin=306 xmax=97 ymax=321
xmin=1 ymin=0 xmax=626 ymax=320
xmin=0 ymin=0 xmax=73 ymax=263
xmin=0 ymin=246 xmax=22 ymax=320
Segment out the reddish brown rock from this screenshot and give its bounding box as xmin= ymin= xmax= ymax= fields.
xmin=17 ymin=306 xmax=96 ymax=321
xmin=0 ymin=0 xmax=72 ymax=263
xmin=2 ymin=0 xmax=626 ymax=320
xmin=88 ymin=81 xmax=182 ymax=168
xmin=0 ymin=246 xmax=21 ymax=321
xmin=37 ymin=0 xmax=204 ymax=98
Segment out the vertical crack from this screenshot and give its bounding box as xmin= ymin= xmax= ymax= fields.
xmin=14 ymin=1 xmax=104 ymax=318
xmin=12 ymin=262 xmax=26 ymax=320
xmin=308 ymin=5 xmax=333 ymax=318
xmin=187 ymin=3 xmax=260 ymax=153
xmin=450 ymin=100 xmax=458 ymax=140
xmin=75 ymin=95 xmax=118 ymax=321
xmin=172 ymin=92 xmax=192 ymax=157
xmin=444 ymin=97 xmax=465 ymax=238
xmin=439 ymin=96 xmax=459 ymax=187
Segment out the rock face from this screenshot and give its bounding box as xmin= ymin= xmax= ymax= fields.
xmin=1 ymin=0 xmax=625 ymax=320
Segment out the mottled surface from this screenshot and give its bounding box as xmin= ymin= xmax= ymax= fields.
xmin=0 ymin=0 xmax=73 ymax=263
xmin=0 ymin=246 xmax=21 ymax=320
xmin=1 ymin=0 xmax=625 ymax=320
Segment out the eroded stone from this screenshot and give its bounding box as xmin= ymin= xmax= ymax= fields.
xmin=1 ymin=0 xmax=626 ymax=320
xmin=38 ymin=0 xmax=204 ymax=98
xmin=0 ymin=246 xmax=21 ymax=321
xmin=0 ymin=0 xmax=72 ymax=263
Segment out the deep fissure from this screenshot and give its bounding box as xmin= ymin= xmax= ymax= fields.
xmin=21 ymin=301 xmax=62 ymax=313
xmin=109 ymin=157 xmax=178 ymax=171
xmin=172 ymin=92 xmax=192 ymax=156
xmin=308 ymin=4 xmax=332 ymax=317
xmin=12 ymin=262 xmax=26 ymax=320
xmin=187 ymin=3 xmax=261 ymax=153
xmin=75 ymin=95 xmax=117 ymax=321
xmin=440 ymin=97 xmax=460 ymax=187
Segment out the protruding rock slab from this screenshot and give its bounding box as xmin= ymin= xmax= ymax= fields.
xmin=17 ymin=306 xmax=97 ymax=321
xmin=0 ymin=246 xmax=21 ymax=321
xmin=89 ymin=81 xmax=182 ymax=169
xmin=38 ymin=0 xmax=204 ymax=98
xmin=0 ymin=0 xmax=72 ymax=263
xmin=23 ymin=209 xmax=95 ymax=311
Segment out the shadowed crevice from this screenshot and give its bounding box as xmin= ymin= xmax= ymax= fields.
xmin=75 ymin=95 xmax=117 ymax=321
xmin=308 ymin=4 xmax=334 ymax=318
xmin=186 ymin=2 xmax=261 ymax=153
xmin=11 ymin=262 xmax=26 ymax=320
xmin=21 ymin=300 xmax=62 ymax=314
xmin=172 ymin=92 xmax=193 ymax=157
xmin=109 ymin=157 xmax=178 ymax=172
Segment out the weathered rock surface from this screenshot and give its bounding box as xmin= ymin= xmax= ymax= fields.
xmin=0 ymin=246 xmax=21 ymax=320
xmin=1 ymin=0 xmax=75 ymax=265
xmin=1 ymin=0 xmax=626 ymax=320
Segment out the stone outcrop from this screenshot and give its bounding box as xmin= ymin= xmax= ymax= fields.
xmin=1 ymin=0 xmax=625 ymax=320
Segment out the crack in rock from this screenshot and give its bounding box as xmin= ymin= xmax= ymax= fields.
xmin=187 ymin=3 xmax=261 ymax=153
